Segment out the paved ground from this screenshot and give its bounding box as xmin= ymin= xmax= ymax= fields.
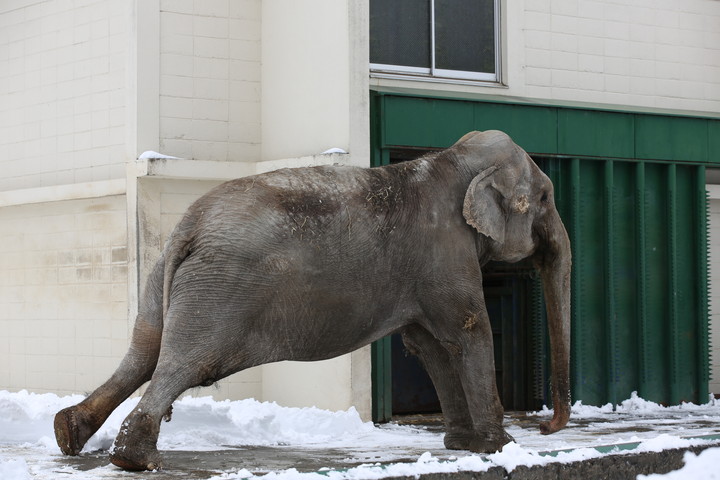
xmin=47 ymin=410 xmax=720 ymax=479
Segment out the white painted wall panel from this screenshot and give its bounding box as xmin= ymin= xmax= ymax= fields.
xmin=158 ymin=0 xmax=262 ymax=162
xmin=708 ymin=197 xmax=720 ymax=397
xmin=0 ymin=0 xmax=130 ymax=191
xmin=0 ymin=195 xmax=128 ymax=394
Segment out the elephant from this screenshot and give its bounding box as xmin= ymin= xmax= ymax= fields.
xmin=53 ymin=130 xmax=571 ymax=471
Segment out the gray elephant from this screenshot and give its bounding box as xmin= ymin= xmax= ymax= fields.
xmin=54 ymin=130 xmax=571 ymax=471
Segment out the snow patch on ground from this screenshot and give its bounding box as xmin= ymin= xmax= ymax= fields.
xmin=1 ymin=390 xmax=719 ymax=479
xmin=533 ymin=391 xmax=720 ymax=419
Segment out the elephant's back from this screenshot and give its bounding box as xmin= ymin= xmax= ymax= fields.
xmin=169 ymin=166 xmax=368 ymax=262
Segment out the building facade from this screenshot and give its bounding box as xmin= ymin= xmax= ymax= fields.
xmin=1 ymin=0 xmax=718 ymax=421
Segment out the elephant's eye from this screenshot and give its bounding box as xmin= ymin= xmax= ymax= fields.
xmin=540 ymin=192 xmax=549 ymax=203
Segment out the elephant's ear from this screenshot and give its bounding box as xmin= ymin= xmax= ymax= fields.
xmin=463 ymin=165 xmax=508 ymax=244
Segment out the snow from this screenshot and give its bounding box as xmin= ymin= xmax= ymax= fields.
xmin=138 ymin=151 xmax=181 ymax=160
xmin=1 ymin=390 xmax=719 ymax=479
xmin=638 ymin=448 xmax=720 ymax=480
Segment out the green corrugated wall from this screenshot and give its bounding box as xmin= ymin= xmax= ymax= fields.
xmin=371 ymin=92 xmax=714 ymax=413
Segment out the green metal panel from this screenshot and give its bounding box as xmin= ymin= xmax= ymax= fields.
xmin=642 ymin=163 xmax=671 ymax=401
xmin=571 ymin=159 xmax=609 ymax=404
xmin=371 ymin=336 xmax=392 ymax=422
xmin=370 ymin=91 xmax=390 ymax=167
xmin=370 ymin=93 xmax=712 ymax=415
xmin=379 ymin=96 xmax=558 ymax=154
xmin=636 ymin=115 xmax=709 ymax=163
xmin=473 ymin=103 xmax=558 ymax=154
xmin=558 ymin=159 xmax=708 ymax=406
xmin=673 ymin=165 xmax=702 ymax=403
xmin=608 ymin=161 xmax=640 ymax=403
xmin=710 ymin=121 xmax=720 ymax=164
xmin=558 ymin=109 xmax=634 ymax=159
xmin=382 ymin=95 xmax=474 ymax=148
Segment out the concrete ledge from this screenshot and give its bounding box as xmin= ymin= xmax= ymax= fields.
xmin=132 ymin=153 xmax=349 ymax=181
xmin=386 ymin=443 xmax=720 ymax=480
xmin=133 ymin=157 xmax=256 ymax=180
xmin=0 ymin=179 xmax=126 ymax=208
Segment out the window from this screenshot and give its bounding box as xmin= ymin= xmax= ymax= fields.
xmin=370 ymin=0 xmax=500 ymax=83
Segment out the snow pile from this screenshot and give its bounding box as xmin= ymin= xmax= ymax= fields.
xmin=0 ymin=390 xmax=375 ymax=453
xmin=639 ymin=447 xmax=720 ymax=479
xmin=156 ymin=396 xmax=375 ymax=450
xmin=0 ymin=390 xmax=84 ymax=447
xmin=533 ymin=391 xmax=720 ymax=419
xmin=0 ymin=457 xmax=32 ymax=480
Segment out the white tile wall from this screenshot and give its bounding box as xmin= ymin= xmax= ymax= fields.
xmin=522 ymin=0 xmax=720 ymax=113
xmin=708 ymin=198 xmax=720 ymax=396
xmin=0 ymin=195 xmax=128 ymax=394
xmin=0 ymin=0 xmax=130 ymax=191
xmin=158 ymin=0 xmax=261 ymax=162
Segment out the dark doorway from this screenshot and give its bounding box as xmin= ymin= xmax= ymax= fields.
xmin=390 ymin=261 xmax=545 ymax=415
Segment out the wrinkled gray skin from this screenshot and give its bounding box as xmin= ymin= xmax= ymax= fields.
xmin=54 ymin=131 xmax=571 ymax=471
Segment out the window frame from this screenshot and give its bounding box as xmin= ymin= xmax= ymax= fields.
xmin=369 ymin=0 xmax=502 ymax=85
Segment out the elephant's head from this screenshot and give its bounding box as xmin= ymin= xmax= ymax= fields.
xmin=456 ymin=130 xmax=572 ymax=434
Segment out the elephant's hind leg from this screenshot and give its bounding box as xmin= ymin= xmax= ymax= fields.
xmin=54 ymin=260 xmax=165 ymax=456
xmin=109 ymin=305 xmax=251 ymax=470
xmin=108 ymin=349 xmax=230 ymax=471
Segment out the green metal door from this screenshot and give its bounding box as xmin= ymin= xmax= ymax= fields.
xmin=542 ymin=156 xmax=709 ymax=406
xmin=370 ymin=92 xmax=713 ymax=420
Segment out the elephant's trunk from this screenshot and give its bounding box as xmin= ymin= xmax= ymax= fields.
xmin=535 ymin=206 xmax=571 ymax=434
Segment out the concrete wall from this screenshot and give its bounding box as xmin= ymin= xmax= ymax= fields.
xmin=371 ymin=0 xmax=720 ymax=116
xmin=158 ymin=0 xmax=262 ymax=162
xmin=261 ymin=0 xmax=370 ymax=166
xmin=0 ymin=193 xmax=128 ymax=395
xmin=0 ymin=0 xmax=130 ymax=191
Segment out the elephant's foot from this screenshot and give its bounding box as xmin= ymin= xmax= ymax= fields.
xmin=444 ymin=426 xmax=514 ymax=453
xmin=109 ymin=412 xmax=163 ymax=471
xmin=54 ymin=405 xmax=103 ymax=456
xmin=110 ymin=446 xmax=162 ymax=472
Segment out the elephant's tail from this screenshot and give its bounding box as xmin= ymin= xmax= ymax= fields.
xmin=161 ymin=225 xmax=194 ymax=321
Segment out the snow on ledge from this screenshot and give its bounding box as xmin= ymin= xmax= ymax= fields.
xmin=321 ymin=147 xmax=348 ymax=155
xmin=138 ymin=151 xmax=182 ymax=160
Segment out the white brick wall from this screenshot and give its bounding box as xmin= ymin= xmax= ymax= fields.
xmin=0 ymin=0 xmax=130 ymax=191
xmin=521 ymin=0 xmax=720 ymax=113
xmin=708 ymin=198 xmax=720 ymax=396
xmin=158 ymin=0 xmax=262 ymax=162
xmin=0 ymin=195 xmax=128 ymax=394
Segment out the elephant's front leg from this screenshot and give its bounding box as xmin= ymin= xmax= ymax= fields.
xmin=401 ymin=325 xmax=477 ymax=450
xmin=450 ymin=308 xmax=514 ymax=453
